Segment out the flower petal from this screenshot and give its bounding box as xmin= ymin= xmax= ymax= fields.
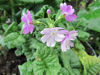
xmin=23 ymin=24 xmax=30 ymax=34
xmin=65 ymin=14 xmax=77 ymax=22
xmin=53 ymin=27 xmax=64 ymax=30
xmin=55 ymin=34 xmax=65 ymax=42
xmin=60 ymin=3 xmax=67 ymax=11
xmin=41 ymin=34 xmax=50 ymax=43
xmin=66 ymin=5 xmax=74 ymax=15
xmin=61 ymin=40 xmax=74 ymax=52
xmin=27 ymin=9 xmax=32 ymax=21
xmin=46 ymin=36 xmax=56 ymax=47
xmin=69 ymin=30 xmax=78 ymax=40
xmin=29 ymin=24 xmax=34 ymax=34
xmin=57 ymin=30 xmax=68 ymax=34
xmin=21 ymin=14 xmax=28 ymax=24
xmin=40 ymin=28 xmax=51 ymax=34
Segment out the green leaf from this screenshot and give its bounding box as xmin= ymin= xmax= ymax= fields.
xmin=43 ymin=0 xmax=61 ymax=11
xmin=19 ymin=61 xmax=34 ymax=75
xmin=33 ymin=0 xmax=61 ymax=14
xmin=0 ymin=1 xmax=10 ymax=10
xmin=15 ymin=48 xmax=23 ymax=56
xmin=78 ymin=7 xmax=100 ymax=32
xmin=2 ymin=24 xmax=9 ymax=31
xmin=86 ymin=56 xmax=100 ymax=75
xmin=24 ymin=50 xmax=35 ymax=61
xmin=73 ymin=49 xmax=100 ymax=75
xmin=58 ymin=68 xmax=69 ymax=75
xmin=88 ymin=18 xmax=100 ymax=32
xmin=33 ymin=46 xmax=61 ymax=75
xmin=77 ymin=9 xmax=88 ymax=19
xmin=78 ymin=9 xmax=100 ymax=20
xmin=78 ymin=30 xmax=90 ymax=42
xmin=4 ymin=22 xmax=18 ymax=35
xmin=60 ymin=50 xmax=82 ymax=75
xmin=35 ymin=5 xmax=54 ymax=18
xmin=34 ymin=5 xmax=48 ymax=18
xmin=72 ymin=18 xmax=88 ymax=31
xmin=1 ymin=32 xmax=26 ymax=49
xmin=88 ymin=0 xmax=100 ymax=11
xmin=74 ymin=39 xmax=85 ymax=50
xmin=18 ymin=0 xmax=44 ymax=3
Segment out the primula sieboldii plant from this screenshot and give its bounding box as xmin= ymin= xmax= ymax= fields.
xmin=1 ymin=1 xmax=100 ymax=75
xmin=21 ymin=4 xmax=77 ymax=52
xmin=21 ymin=10 xmax=34 ymax=34
xmin=60 ymin=3 xmax=77 ymax=22
xmin=40 ymin=7 xmax=78 ymax=52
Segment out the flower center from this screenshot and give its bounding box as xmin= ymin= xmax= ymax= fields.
xmin=29 ymin=22 xmax=32 ymax=24
xmin=63 ymin=12 xmax=68 ymax=16
xmin=52 ymin=32 xmax=55 ymax=35
xmin=63 ymin=14 xmax=66 ymax=16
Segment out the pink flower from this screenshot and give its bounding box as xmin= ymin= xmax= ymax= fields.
xmin=61 ymin=30 xmax=78 ymax=52
xmin=41 ymin=27 xmax=65 ymax=47
xmin=21 ymin=10 xmax=34 ymax=34
xmin=60 ymin=3 xmax=77 ymax=22
xmin=47 ymin=9 xmax=51 ymax=14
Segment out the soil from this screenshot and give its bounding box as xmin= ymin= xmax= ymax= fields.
xmin=0 ymin=49 xmax=26 ymax=75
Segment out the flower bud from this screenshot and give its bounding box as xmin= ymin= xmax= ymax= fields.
xmin=47 ymin=9 xmax=51 ymax=14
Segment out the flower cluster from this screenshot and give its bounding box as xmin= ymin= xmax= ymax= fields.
xmin=21 ymin=3 xmax=77 ymax=52
xmin=60 ymin=3 xmax=77 ymax=22
xmin=21 ymin=10 xmax=34 ymax=34
xmin=41 ymin=28 xmax=77 ymax=52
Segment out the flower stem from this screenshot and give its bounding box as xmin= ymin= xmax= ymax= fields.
xmin=34 ymin=20 xmax=47 ymax=27
xmin=54 ymin=14 xmax=64 ymax=25
xmin=86 ymin=41 xmax=97 ymax=56
xmin=48 ymin=14 xmax=54 ymax=28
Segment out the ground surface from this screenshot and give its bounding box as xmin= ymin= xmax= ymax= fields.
xmin=0 ymin=50 xmax=26 ymax=75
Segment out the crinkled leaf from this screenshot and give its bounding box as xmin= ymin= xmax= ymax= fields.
xmin=60 ymin=50 xmax=82 ymax=75
xmin=19 ymin=61 xmax=34 ymax=75
xmin=58 ymin=68 xmax=69 ymax=75
xmin=73 ymin=49 xmax=100 ymax=75
xmin=4 ymin=22 xmax=18 ymax=35
xmin=78 ymin=30 xmax=90 ymax=42
xmin=33 ymin=46 xmax=61 ymax=75
xmin=0 ymin=32 xmax=26 ymax=49
xmin=15 ymin=48 xmax=23 ymax=56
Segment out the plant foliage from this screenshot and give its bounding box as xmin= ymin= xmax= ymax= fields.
xmin=33 ymin=45 xmax=61 ymax=75
xmin=0 ymin=0 xmax=100 ymax=75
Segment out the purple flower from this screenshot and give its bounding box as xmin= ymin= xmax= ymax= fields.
xmin=60 ymin=3 xmax=77 ymax=22
xmin=61 ymin=30 xmax=78 ymax=52
xmin=21 ymin=10 xmax=34 ymax=34
xmin=47 ymin=9 xmax=51 ymax=14
xmin=41 ymin=27 xmax=65 ymax=47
